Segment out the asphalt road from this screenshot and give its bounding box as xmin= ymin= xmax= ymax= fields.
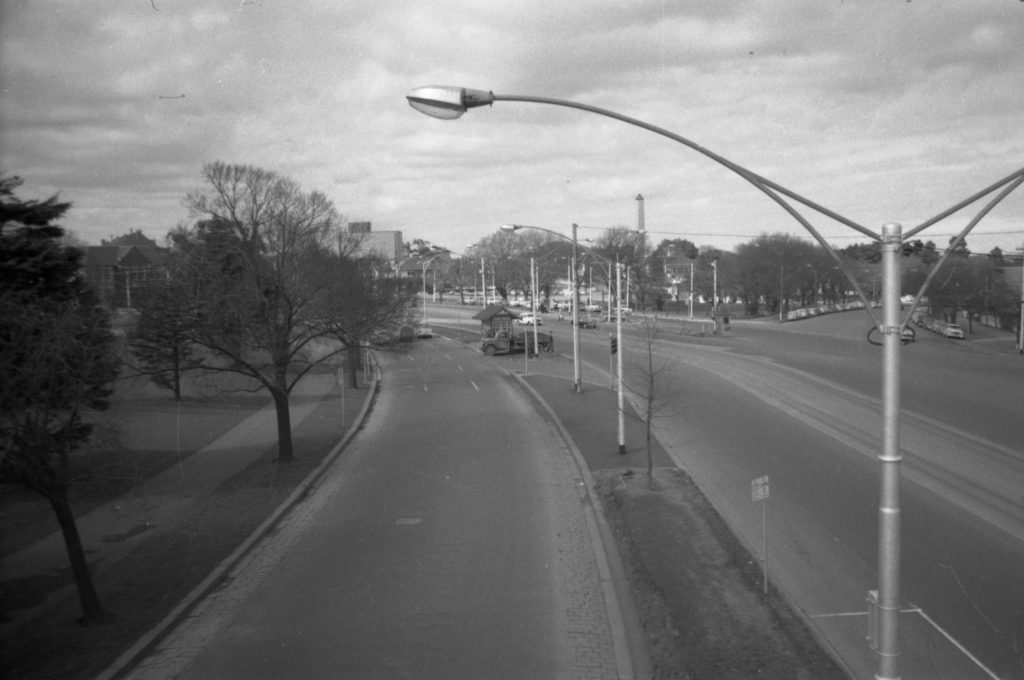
xmin=431 ymin=303 xmax=1022 ymax=678
xmin=123 ymin=338 xmax=627 ymax=680
xmin=565 ymin=309 xmax=1024 ymax=680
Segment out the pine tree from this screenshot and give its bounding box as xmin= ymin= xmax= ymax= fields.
xmin=0 ymin=175 xmax=119 ymax=622
xmin=129 ymin=279 xmax=199 ymax=401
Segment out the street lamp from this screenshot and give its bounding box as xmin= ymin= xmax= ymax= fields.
xmin=420 ymin=251 xmax=447 ymax=324
xmin=409 ymin=84 xmax=1024 ymax=680
xmin=505 ymin=222 xmax=626 ymax=453
xmin=501 ymin=223 xmax=582 ymax=393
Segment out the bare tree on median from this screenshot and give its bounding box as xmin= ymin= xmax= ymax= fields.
xmin=624 ymin=315 xmax=682 ymax=489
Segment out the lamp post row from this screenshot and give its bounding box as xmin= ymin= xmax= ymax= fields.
xmin=408 ymin=84 xmax=1024 ymax=680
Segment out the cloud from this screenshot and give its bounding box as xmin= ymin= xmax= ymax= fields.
xmin=1 ymin=1 xmax=1021 ymax=254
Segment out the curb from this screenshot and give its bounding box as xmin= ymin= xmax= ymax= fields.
xmin=510 ymin=371 xmax=654 ymax=680
xmin=95 ymin=363 xmax=381 ymax=680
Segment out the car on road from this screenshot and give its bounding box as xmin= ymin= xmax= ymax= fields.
xmin=517 ymin=313 xmax=543 ymax=325
xmin=415 ymin=325 xmax=433 ymax=338
xmin=900 ymin=327 xmax=915 ymax=344
xmin=942 ymin=323 xmax=964 ymax=339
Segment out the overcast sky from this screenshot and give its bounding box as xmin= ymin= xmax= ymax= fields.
xmin=2 ymin=1 xmax=1022 ymax=256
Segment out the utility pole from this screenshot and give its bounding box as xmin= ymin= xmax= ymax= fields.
xmin=1018 ymin=242 xmax=1024 ymax=353
xmin=875 ymin=223 xmax=904 ymax=680
xmin=616 ymin=261 xmax=625 ymax=455
xmin=636 ymin=193 xmax=646 ymax=310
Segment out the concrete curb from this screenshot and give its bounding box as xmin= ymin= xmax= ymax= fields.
xmin=510 ymin=371 xmax=654 ymax=680
xmin=95 ymin=363 xmax=381 ymax=680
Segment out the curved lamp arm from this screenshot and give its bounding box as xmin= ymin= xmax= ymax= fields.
xmin=408 ymin=86 xmax=881 ymax=322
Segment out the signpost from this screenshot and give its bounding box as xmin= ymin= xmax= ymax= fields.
xmin=751 ymin=475 xmax=770 ymax=595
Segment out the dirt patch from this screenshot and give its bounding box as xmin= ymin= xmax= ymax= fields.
xmin=595 ymin=467 xmax=847 ymax=680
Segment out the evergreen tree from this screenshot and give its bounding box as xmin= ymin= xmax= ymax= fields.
xmin=0 ymin=175 xmax=118 ymax=622
xmin=128 ymin=277 xmax=199 ymax=400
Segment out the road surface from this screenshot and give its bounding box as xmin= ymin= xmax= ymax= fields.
xmin=123 ymin=338 xmax=629 ymax=680
xmin=430 ymin=303 xmax=1023 ymax=678
xmin=598 ymin=311 xmax=1024 ymax=679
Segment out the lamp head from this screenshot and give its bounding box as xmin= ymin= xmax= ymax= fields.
xmin=406 ymin=86 xmax=495 ymax=119
xmin=500 ymin=224 xmax=521 ymax=232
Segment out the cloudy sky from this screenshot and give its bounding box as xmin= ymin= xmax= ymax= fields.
xmin=2 ymin=1 xmax=1022 ymax=256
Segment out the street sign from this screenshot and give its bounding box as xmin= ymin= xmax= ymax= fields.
xmin=751 ymin=475 xmax=770 ymax=502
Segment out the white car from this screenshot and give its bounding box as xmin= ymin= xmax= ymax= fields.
xmin=415 ymin=325 xmax=433 ymax=338
xmin=942 ymin=323 xmax=964 ymax=339
xmin=517 ymin=313 xmax=543 ymax=325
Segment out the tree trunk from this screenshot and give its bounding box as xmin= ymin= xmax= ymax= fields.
xmin=271 ymin=386 xmax=294 ymax=462
xmin=48 ymin=492 xmax=105 ymax=623
xmin=646 ymin=416 xmax=654 ymax=490
xmin=346 ymin=344 xmax=360 ymax=389
xmin=172 ymin=343 xmax=182 ymax=402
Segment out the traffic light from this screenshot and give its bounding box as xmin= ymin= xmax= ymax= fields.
xmin=610 ymin=335 xmax=618 ymax=355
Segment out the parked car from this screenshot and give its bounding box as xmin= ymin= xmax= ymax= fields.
xmin=583 ymin=303 xmax=601 ymax=312
xmin=517 ymin=313 xmax=542 ymax=325
xmin=942 ymin=323 xmax=964 ymax=339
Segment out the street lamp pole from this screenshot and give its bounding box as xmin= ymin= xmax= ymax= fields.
xmin=408 ymin=85 xmax=1024 ymax=679
xmin=616 ymin=261 xmax=625 ymax=455
xmin=689 ymin=262 xmax=695 ymax=320
xmin=1018 ymin=242 xmax=1024 ymax=353
xmin=711 ymin=260 xmax=718 ymax=316
xmin=531 ymin=256 xmax=539 ymax=355
xmin=502 ymin=223 xmax=582 ymax=392
xmin=572 ymin=223 xmax=581 ymax=392
xmin=876 ymin=223 xmax=903 ymax=680
xmin=420 ymin=252 xmax=446 ymax=324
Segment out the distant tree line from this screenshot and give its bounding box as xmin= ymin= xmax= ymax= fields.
xmin=438 ymin=226 xmax=1020 ymax=330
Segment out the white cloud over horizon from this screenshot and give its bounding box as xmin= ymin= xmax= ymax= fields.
xmin=2 ymin=1 xmax=1022 ymax=255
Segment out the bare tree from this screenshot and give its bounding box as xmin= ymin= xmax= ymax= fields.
xmin=623 ymin=315 xmax=681 ymax=489
xmin=175 ymin=162 xmax=359 ymax=462
xmin=321 ymin=251 xmax=416 ymax=388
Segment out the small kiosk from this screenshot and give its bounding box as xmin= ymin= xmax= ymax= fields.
xmin=473 ymin=305 xmax=552 ymax=355
xmin=473 ymin=305 xmax=518 ymax=338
